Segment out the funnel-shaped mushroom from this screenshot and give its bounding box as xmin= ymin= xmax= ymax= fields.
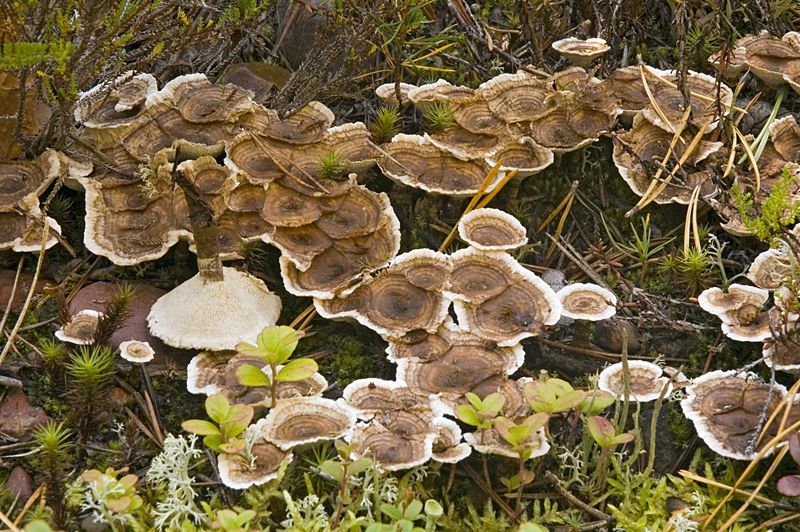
xmin=119 ymin=340 xmax=155 ymax=363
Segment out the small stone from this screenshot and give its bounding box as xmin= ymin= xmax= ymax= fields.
xmin=593 ymin=318 xmax=640 ymax=354
xmin=81 ymin=514 xmax=109 ymax=532
xmin=0 ymin=270 xmax=48 ymax=310
xmin=0 ymin=388 xmax=51 ymax=439
xmin=108 ymin=387 xmax=128 ymax=406
xmin=6 ymin=466 xmax=33 ymax=502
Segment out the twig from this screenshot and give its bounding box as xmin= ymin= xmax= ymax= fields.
xmin=544 ymin=471 xmax=614 ymax=524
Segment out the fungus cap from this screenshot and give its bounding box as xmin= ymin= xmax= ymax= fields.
xmin=485 ymin=137 xmax=554 ymax=178
xmin=217 ymin=420 xmax=293 ymax=489
xmin=556 ymin=283 xmax=617 ymax=321
xmin=598 ymin=360 xmax=671 ymax=402
xmin=260 ymin=397 xmax=357 ymax=450
xmin=431 ymin=417 xmax=471 ymax=463
xmin=697 ymin=284 xmax=770 ymax=326
xmin=147 ymin=267 xmax=282 ymax=351
xmin=55 ymin=309 xmax=103 ymax=345
xmin=458 ymin=208 xmax=527 ymax=251
xmin=721 ymin=307 xmax=780 ymax=343
xmin=349 ymin=422 xmax=436 ymax=471
xmin=551 ymin=38 xmax=610 ymax=69
xmin=119 ymin=340 xmax=155 ymax=363
xmin=680 ymin=369 xmax=788 ymax=460
xmin=747 ymin=248 xmax=792 ymax=290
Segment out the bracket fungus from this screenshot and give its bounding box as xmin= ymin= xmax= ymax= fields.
xmin=556 ymin=283 xmax=617 ymax=321
xmin=457 ymin=208 xmax=528 ymax=252
xmin=340 ymin=378 xmax=431 ymax=420
xmin=348 ymin=421 xmax=436 ymax=471
xmin=598 ymin=360 xmax=671 ymax=402
xmin=118 ymin=340 xmax=155 ymax=364
xmin=431 ymin=417 xmax=471 ymax=463
xmin=55 ymin=309 xmax=103 ymax=345
xmin=218 ymin=419 xmax=292 ymax=489
xmin=747 ymin=248 xmax=792 ymax=290
xmin=698 ymin=284 xmax=772 ymax=342
xmin=681 ymin=370 xmax=790 ymax=460
xmin=260 ymin=397 xmax=357 ymax=450
xmin=315 ymin=249 xmax=451 ymax=339
xmin=448 ymin=248 xmax=561 ymax=346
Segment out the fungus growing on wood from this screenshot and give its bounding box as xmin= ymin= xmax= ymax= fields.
xmin=385 ymin=319 xmax=460 ymax=364
xmin=698 ymin=284 xmax=770 ymax=327
xmin=598 ymin=360 xmax=671 ymax=402
xmin=458 ymin=208 xmax=527 ymax=252
xmin=431 ymin=417 xmax=471 ymax=463
xmin=481 ymin=71 xmax=553 ymax=124
xmin=340 ymin=378 xmax=426 ymax=420
xmin=348 ymin=421 xmax=436 ymax=471
xmin=556 ymin=283 xmax=617 ymax=321
xmin=486 ymin=137 xmax=554 ymax=179
xmin=747 ymin=248 xmax=792 ymax=290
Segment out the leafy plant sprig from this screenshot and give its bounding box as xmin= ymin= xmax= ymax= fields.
xmin=80 ymin=467 xmax=143 ymax=532
xmin=494 ymin=413 xmax=550 ymax=512
xmin=523 ymin=378 xmax=587 ymax=437
xmin=212 ymin=508 xmax=258 ymax=532
xmin=586 ymin=416 xmax=635 ymax=493
xmin=235 ymin=325 xmax=318 ymax=407
xmin=454 ymin=392 xmax=505 ymax=445
xmin=182 ymin=394 xmax=254 ymax=454
xmin=319 ymin=440 xmax=374 ymax=529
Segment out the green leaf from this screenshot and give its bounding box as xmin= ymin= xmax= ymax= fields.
xmin=203 ymin=434 xmax=224 ymax=453
xmin=404 ymin=499 xmax=423 ymax=520
xmin=235 ymin=364 xmax=272 ymax=387
xmin=106 ymin=496 xmax=131 ymax=513
xmin=275 ymin=358 xmax=318 ymax=382
xmin=580 ymin=390 xmax=616 ymax=413
xmin=551 ymin=390 xmax=587 ymax=413
xmin=587 ymin=416 xmax=615 ymax=447
xmin=319 ymin=460 xmax=345 ymax=482
xmin=217 ymin=509 xmax=239 ymax=530
xmin=455 ymin=405 xmax=480 ymax=426
xmin=220 ymin=406 xmax=253 ymax=439
xmin=118 ymin=474 xmax=138 ymax=490
xmin=237 ymin=325 xmax=304 ymax=364
xmin=381 ymin=503 xmax=403 ymax=521
xmin=493 ymin=417 xmax=515 ymax=445
xmin=182 ymin=419 xmax=220 ymax=436
xmin=546 ymin=378 xmax=574 ymax=396
xmin=523 ymin=380 xmax=555 ymax=409
xmin=522 ymin=412 xmax=549 ymax=434
xmin=348 ymin=457 xmax=374 ymax=476
xmin=219 ymin=439 xmax=246 ymax=454
xmin=466 ymin=392 xmax=483 ymax=409
xmin=81 ymin=469 xmax=103 ymax=484
xmin=128 ymin=494 xmax=143 ymax=511
xmin=25 ymin=520 xmax=54 ymax=532
xmin=611 ymin=433 xmax=635 ymax=446
xmin=482 ymin=392 xmax=506 ymax=413
xmin=206 ymin=394 xmax=230 ymax=423
xmin=236 ymin=510 xmax=256 ymax=526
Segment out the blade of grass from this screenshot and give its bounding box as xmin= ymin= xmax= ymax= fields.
xmin=476 ymin=168 xmax=518 ymax=209
xmin=544 ymin=183 xmax=576 ymax=260
xmin=639 ymin=62 xmax=678 ymax=135
xmin=683 ymin=186 xmax=701 ymax=255
xmin=733 ymin=126 xmax=761 ymax=192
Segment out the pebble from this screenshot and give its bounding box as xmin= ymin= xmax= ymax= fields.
xmin=6 ymin=466 xmax=33 ymax=502
xmin=0 ymin=388 xmax=51 ymax=439
xmin=593 ymin=318 xmax=641 ymax=354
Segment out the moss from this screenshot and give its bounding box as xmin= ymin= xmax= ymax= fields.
xmin=667 ymin=403 xmax=694 ymax=449
xmin=297 ymin=333 xmax=374 ymax=388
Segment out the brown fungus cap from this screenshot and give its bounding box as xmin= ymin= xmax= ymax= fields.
xmin=612 ymin=113 xmax=722 ymax=204
xmin=451 ymin=99 xmax=507 ymax=136
xmin=340 ymin=378 xmax=431 ymax=420
xmin=348 ymin=422 xmax=436 ymax=471
xmin=748 ymin=248 xmax=792 ymax=290
xmin=486 ymin=137 xmax=554 ymax=178
xmin=698 ymin=284 xmax=770 ymax=326
xmin=640 ymin=69 xmax=733 ymax=132
xmin=147 ymin=267 xmax=281 ymax=351
xmin=55 ymin=309 xmax=102 ymax=345
xmin=260 ymin=102 xmax=334 ymax=144
xmin=260 ymin=182 xmax=324 ymax=228
xmin=260 ymin=397 xmax=357 ymax=450
xmin=380 ymin=134 xmax=497 ymax=197
xmin=187 ymin=352 xmax=234 ymax=396
xmin=681 ymin=370 xmax=789 ymax=459
xmin=392 ymin=249 xmax=452 ymax=292
xmin=407 ymin=79 xmax=475 ymax=111
xmin=458 ymin=208 xmax=528 ymax=251
xmin=481 ymin=71 xmax=553 ymax=124
xmin=556 ymin=283 xmax=617 ymax=321
xmin=424 ymin=127 xmax=504 ymax=161
xmin=385 ymin=319 xmax=460 ymax=364
xmin=551 ymin=37 xmax=610 ymax=69
xmin=225 ymin=132 xmax=287 ymax=185
xmin=736 ymin=32 xmax=800 ymax=87
xmin=264 ymin=223 xmax=334 ymax=272
xmin=431 ymin=417 xmax=471 ymax=463
xmin=446 ymin=247 xmax=519 ymax=304
xmin=598 ymin=360 xmax=671 ymax=402
xmin=218 ymin=420 xmax=293 ymax=489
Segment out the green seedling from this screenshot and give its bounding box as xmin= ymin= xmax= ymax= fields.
xmin=455 ymin=391 xmax=505 ymax=445
xmin=523 ymin=378 xmax=587 ymax=438
xmin=586 ymin=415 xmax=635 ymax=492
xmin=235 ymin=325 xmax=318 ymax=408
xmin=81 ymin=467 xmax=143 ymax=532
xmin=368 ymin=489 xmax=440 ymax=532
xmin=211 ymin=509 xmax=258 ymax=532
xmin=182 ymin=394 xmax=253 ymax=454
xmin=319 ymin=440 xmax=374 ymax=528
xmin=494 ymin=413 xmax=550 ymax=511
